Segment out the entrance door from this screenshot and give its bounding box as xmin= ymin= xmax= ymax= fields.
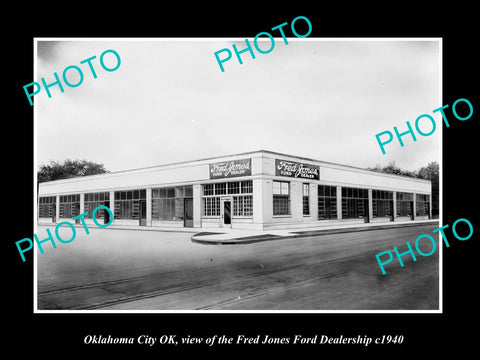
xmin=363 ymin=199 xmax=370 ymax=223
xmin=221 ymin=199 xmax=232 ymax=228
xmin=51 ymin=203 xmax=56 ymax=223
xmin=139 ymin=200 xmax=147 ymax=226
xmin=104 ymin=201 xmax=110 ymax=225
xmin=389 ymin=200 xmax=394 ymax=221
xmin=74 ymin=203 xmax=81 ymax=224
xmin=325 ymin=198 xmax=333 ymax=219
xmin=184 ymin=198 xmax=193 ymax=228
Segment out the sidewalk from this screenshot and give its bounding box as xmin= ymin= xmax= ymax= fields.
xmin=37 ymin=219 xmax=440 ymax=245
xmin=191 ymin=219 xmax=439 ymax=245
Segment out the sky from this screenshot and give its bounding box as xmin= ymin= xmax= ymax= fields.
xmin=35 ymin=38 xmax=441 ymax=173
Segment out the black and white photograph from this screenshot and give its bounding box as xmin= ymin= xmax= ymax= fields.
xmin=6 ymin=6 xmax=478 ymax=357
xmin=34 ymin=38 xmax=441 ymax=312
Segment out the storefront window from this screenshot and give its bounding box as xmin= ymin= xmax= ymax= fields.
xmin=416 ymin=194 xmax=430 ymax=217
xmin=341 ymin=187 xmax=368 ymax=219
xmin=38 ymin=196 xmax=56 ymax=218
xmin=396 ymin=192 xmax=413 ymax=217
xmin=114 ymin=189 xmax=146 ymax=219
xmin=152 ymin=186 xmax=193 ymax=221
xmin=204 ymin=197 xmax=220 ymax=216
xmin=318 ymin=185 xmax=337 ymax=219
xmin=233 ymin=196 xmax=253 ymax=216
xmin=59 ymin=194 xmax=80 ymax=218
xmin=84 ymin=192 xmax=110 ymax=218
xmin=273 ymin=181 xmax=290 ymax=216
xmin=202 ymin=180 xmax=253 ymax=217
xmin=372 ymin=190 xmax=393 ymax=218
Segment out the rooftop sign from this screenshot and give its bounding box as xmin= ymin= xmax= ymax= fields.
xmin=275 ymin=159 xmax=320 ymax=180
xmin=209 ymin=158 xmax=252 ymax=179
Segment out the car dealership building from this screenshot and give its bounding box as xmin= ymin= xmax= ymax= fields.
xmin=37 ymin=150 xmax=432 ymax=230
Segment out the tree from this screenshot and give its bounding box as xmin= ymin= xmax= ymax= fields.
xmin=416 ymin=162 xmax=439 ymax=218
xmin=367 ymin=161 xmax=439 ymax=219
xmin=367 ymin=161 xmax=417 ymax=177
xmin=38 ymin=159 xmax=109 ymax=183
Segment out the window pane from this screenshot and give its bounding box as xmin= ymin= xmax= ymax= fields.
xmin=184 ymin=186 xmax=193 ymax=197
xmin=318 ymin=185 xmax=324 ymax=196
xmin=228 ymin=182 xmax=240 ymax=194
xmin=273 ymin=181 xmax=281 ymax=195
xmin=303 ymin=184 xmax=309 ymax=196
xmin=215 ymin=183 xmax=226 ymax=195
xmin=175 ymin=187 xmax=184 ymax=198
xmin=203 ymin=184 xmax=213 ymax=196
xmin=241 ymin=181 xmax=252 ymax=194
xmin=175 ymin=198 xmax=184 ymax=219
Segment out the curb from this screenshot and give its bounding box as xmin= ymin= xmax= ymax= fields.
xmin=191 ymin=220 xmax=440 ymax=245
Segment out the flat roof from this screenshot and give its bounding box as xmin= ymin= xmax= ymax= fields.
xmin=38 ymin=149 xmax=431 ymax=185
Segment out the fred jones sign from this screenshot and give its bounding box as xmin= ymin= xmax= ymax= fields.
xmin=209 ymin=158 xmax=251 ymax=179
xmin=275 ymin=159 xmax=319 ymax=180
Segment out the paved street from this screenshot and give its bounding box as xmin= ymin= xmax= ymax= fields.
xmin=36 ymin=224 xmax=439 ymax=311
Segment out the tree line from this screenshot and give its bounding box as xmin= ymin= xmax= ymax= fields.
xmin=367 ymin=161 xmax=439 ymax=217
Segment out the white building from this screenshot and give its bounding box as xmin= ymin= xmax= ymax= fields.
xmin=38 ymin=150 xmax=432 ymax=230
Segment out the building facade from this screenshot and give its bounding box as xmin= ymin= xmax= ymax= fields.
xmin=37 ymin=150 xmax=432 ymax=230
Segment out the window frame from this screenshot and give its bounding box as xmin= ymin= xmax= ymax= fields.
xmin=273 ymin=180 xmax=290 ymax=216
xmin=318 ymin=185 xmax=338 ymax=220
xmin=302 ymin=183 xmax=310 ymax=216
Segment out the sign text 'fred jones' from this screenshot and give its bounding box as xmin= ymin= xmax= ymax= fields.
xmin=209 ymin=158 xmax=252 ymax=179
xmin=275 ymin=159 xmax=320 ymax=180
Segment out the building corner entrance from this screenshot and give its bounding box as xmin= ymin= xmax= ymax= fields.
xmin=220 ymin=198 xmax=232 ymax=228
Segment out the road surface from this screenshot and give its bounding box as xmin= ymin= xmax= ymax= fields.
xmin=36 ymin=224 xmax=439 ymax=310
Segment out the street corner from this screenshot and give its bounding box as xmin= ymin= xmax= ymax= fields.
xmin=191 ymin=231 xmax=285 ymax=245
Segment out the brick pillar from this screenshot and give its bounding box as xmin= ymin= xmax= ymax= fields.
xmin=109 ymin=191 xmax=115 ymax=225
xmin=146 ymin=188 xmax=152 ymax=226
xmin=368 ymin=189 xmax=373 ymax=223
xmin=79 ymin=193 xmax=85 ymax=215
xmin=193 ymin=184 xmax=202 ymax=228
xmin=336 ymin=186 xmax=342 ymax=220
xmin=413 ymin=193 xmax=417 ymax=220
xmin=392 ymin=191 xmax=397 ymax=221
xmin=55 ymin=195 xmax=60 ymax=223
